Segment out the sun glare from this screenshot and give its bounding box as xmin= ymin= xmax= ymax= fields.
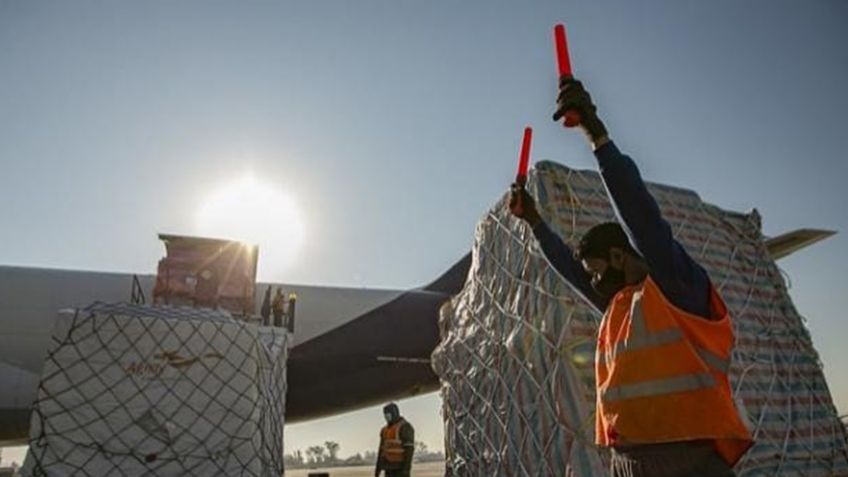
xmin=196 ymin=175 xmax=305 ymax=276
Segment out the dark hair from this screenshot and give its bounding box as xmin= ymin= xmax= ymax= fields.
xmin=383 ymin=403 xmax=399 ymax=416
xmin=576 ymin=222 xmax=639 ymax=260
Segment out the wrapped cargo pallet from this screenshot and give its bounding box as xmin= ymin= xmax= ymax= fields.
xmin=431 ymin=161 xmax=848 ymax=476
xmin=21 ymin=303 xmax=287 ymax=477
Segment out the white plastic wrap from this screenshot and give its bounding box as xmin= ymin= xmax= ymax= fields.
xmin=432 ymin=161 xmax=848 ymax=476
xmin=22 ymin=303 xmax=287 ymax=477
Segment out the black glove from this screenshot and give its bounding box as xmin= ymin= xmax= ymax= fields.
xmin=553 ymin=76 xmax=609 ymax=146
xmin=509 ymin=184 xmax=542 ymax=227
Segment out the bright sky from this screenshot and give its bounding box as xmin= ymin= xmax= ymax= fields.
xmin=2 ymin=0 xmax=847 ymax=466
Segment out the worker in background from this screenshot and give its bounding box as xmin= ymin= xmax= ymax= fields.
xmin=509 ymin=76 xmax=753 ymax=477
xmin=271 ymin=287 xmax=285 ymax=327
xmin=260 ymin=285 xmax=272 ymax=325
xmin=375 ymin=403 xmax=414 ymax=477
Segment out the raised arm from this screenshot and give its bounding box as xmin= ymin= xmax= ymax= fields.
xmin=510 ymin=186 xmax=607 ymax=313
xmin=553 ymin=78 xmax=711 ymax=318
xmin=595 ymin=143 xmax=708 ymax=298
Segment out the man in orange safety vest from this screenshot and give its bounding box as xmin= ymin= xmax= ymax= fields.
xmin=375 ymin=403 xmax=415 ymax=477
xmin=509 ymin=76 xmax=753 ymax=477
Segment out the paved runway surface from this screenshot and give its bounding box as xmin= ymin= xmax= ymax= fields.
xmin=286 ymin=461 xmax=444 ymax=477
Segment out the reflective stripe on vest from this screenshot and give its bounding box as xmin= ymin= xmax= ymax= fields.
xmin=595 ymin=277 xmax=753 ymax=467
xmin=380 ymin=421 xmax=406 ymax=464
xmin=601 ymin=290 xmax=716 ymax=402
xmin=622 ymin=298 xmax=683 ymax=351
xmin=598 ymin=300 xmax=731 ymax=373
xmin=603 ymin=372 xmax=716 ymax=402
xmin=599 ymin=341 xmax=730 ymax=375
xmin=695 ymin=346 xmax=731 ymax=374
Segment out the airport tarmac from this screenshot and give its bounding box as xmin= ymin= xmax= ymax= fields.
xmin=286 ymin=461 xmax=444 ymax=477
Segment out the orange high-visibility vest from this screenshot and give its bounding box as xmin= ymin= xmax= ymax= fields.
xmin=380 ymin=419 xmax=407 ymax=466
xmin=595 ymin=276 xmax=753 ymax=466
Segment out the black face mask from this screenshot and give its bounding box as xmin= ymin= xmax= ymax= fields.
xmin=592 ymin=266 xmax=626 ymax=302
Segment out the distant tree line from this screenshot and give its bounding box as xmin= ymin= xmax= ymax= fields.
xmin=284 ymin=441 xmax=445 ymax=469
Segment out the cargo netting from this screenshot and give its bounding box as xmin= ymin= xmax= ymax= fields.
xmin=22 ymin=302 xmax=287 ymax=477
xmin=432 ymin=161 xmax=848 ymax=476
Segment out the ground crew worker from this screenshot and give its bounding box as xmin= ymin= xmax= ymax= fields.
xmin=509 ymin=76 xmax=753 ymax=477
xmin=260 ymin=285 xmax=272 ymax=325
xmin=375 ymin=403 xmax=414 ymax=477
xmin=271 ymin=287 xmax=285 ymax=327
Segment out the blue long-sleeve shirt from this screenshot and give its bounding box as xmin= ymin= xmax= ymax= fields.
xmin=533 ymin=141 xmax=712 ymax=319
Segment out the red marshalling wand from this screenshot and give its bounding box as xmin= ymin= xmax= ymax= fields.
xmin=511 ymin=127 xmax=533 ymax=216
xmin=515 ymin=127 xmax=532 ymax=186
xmin=554 ymin=24 xmax=581 ymax=128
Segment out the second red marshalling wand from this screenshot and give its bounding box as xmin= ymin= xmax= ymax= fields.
xmin=554 ymin=24 xmax=582 ymax=128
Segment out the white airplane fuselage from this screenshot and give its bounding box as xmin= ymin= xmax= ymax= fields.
xmin=0 ymin=259 xmax=470 ymax=445
xmin=0 ymin=226 xmax=829 ymax=446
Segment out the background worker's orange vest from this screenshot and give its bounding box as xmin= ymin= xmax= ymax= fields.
xmin=380 ymin=419 xmax=407 ymax=466
xmin=595 ymin=276 xmax=753 ymax=466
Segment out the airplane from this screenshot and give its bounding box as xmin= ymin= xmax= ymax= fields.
xmin=0 ymin=228 xmax=834 ymax=446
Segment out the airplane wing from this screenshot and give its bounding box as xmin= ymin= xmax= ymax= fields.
xmin=765 ymin=229 xmax=836 ymax=260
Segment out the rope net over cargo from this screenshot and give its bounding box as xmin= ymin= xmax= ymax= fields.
xmin=431 ymin=161 xmax=848 ymax=476
xmin=22 ymin=302 xmax=288 ymax=477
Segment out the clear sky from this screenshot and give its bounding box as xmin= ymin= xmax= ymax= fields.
xmin=2 ymin=0 xmax=847 ymax=466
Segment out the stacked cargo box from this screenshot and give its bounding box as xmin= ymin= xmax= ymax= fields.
xmin=22 ymin=303 xmax=287 ymax=476
xmin=432 ymin=161 xmax=848 ymax=476
xmin=153 ymin=235 xmax=258 ymax=316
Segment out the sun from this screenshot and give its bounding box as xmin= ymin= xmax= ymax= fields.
xmin=196 ymin=175 xmax=305 ymax=277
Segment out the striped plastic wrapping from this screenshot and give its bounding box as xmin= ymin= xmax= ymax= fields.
xmin=431 ymin=161 xmax=848 ymax=476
